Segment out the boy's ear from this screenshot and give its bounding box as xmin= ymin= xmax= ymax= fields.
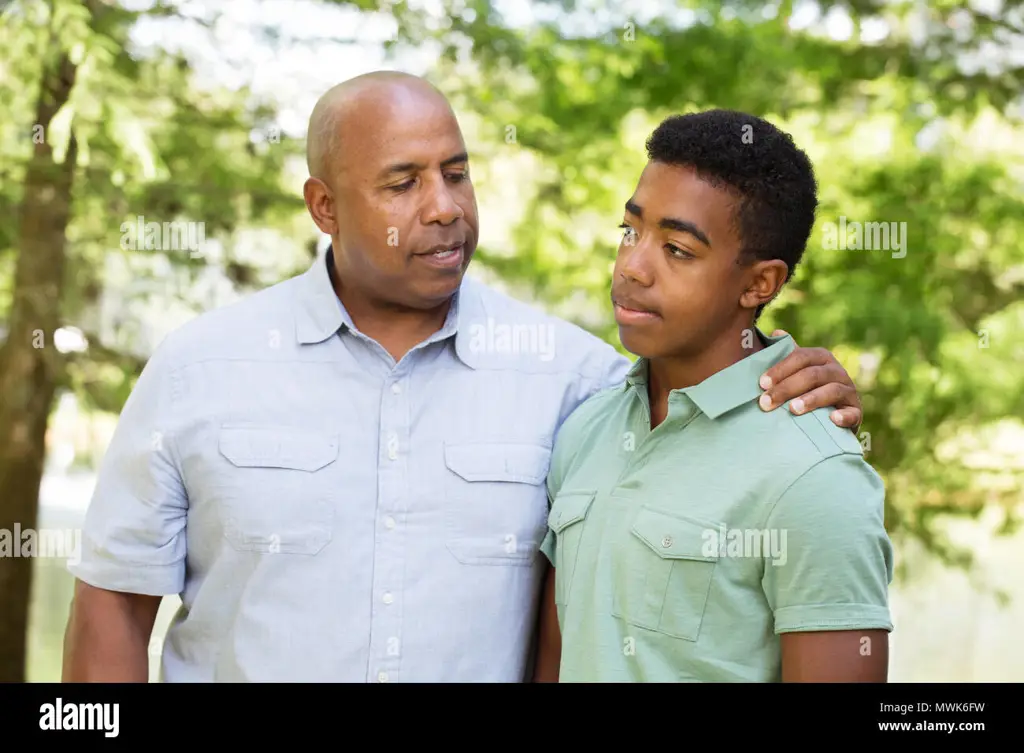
xmin=740 ymin=259 xmax=788 ymax=311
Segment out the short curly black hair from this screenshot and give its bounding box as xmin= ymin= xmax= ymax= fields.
xmin=645 ymin=109 xmax=818 ymax=320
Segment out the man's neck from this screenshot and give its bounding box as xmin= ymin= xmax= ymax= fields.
xmin=329 ymin=263 xmax=453 ymax=363
xmin=647 ymin=322 xmax=763 ymax=427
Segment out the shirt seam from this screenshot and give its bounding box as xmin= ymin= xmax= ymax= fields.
xmin=775 ymin=601 xmax=890 ymax=610
xmin=78 ymin=556 xmax=186 ymax=570
xmin=166 ymin=365 xmax=186 ymax=489
xmin=756 ymin=454 xmax=835 ymax=533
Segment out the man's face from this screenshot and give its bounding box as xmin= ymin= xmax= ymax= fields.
xmin=611 ymin=161 xmax=752 ymax=359
xmin=321 ymin=86 xmax=479 ymax=310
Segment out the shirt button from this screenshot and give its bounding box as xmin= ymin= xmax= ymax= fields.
xmin=382 ymin=592 xmax=393 ymax=604
xmin=384 ymin=516 xmax=396 ymax=529
xmin=391 ymin=383 xmax=402 ymax=394
xmin=377 ymin=671 xmax=388 ymax=682
xmin=387 ymin=433 xmax=398 ymax=460
xmin=662 ymin=536 xmax=673 ymax=548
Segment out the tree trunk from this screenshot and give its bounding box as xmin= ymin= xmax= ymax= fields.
xmin=0 ymin=39 xmax=80 ymax=682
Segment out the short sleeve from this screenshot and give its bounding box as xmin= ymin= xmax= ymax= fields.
xmin=760 ymin=453 xmax=894 ymax=634
xmin=68 ymin=337 xmax=188 ymax=596
xmin=539 ymin=529 xmax=556 ymax=565
xmin=540 ymin=427 xmax=570 ymax=567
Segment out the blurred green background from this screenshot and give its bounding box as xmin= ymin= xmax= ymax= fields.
xmin=1 ymin=0 xmax=1022 ymax=683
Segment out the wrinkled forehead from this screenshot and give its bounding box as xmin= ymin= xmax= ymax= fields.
xmin=336 ymin=87 xmax=467 ymax=180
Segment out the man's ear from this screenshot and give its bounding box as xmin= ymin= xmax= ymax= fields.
xmin=303 ymin=178 xmax=338 ymax=236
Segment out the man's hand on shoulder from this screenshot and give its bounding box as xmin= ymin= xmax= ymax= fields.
xmin=758 ymin=329 xmax=862 ymax=433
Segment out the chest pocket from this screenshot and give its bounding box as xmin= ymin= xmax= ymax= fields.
xmin=611 ymin=505 xmax=720 ymax=641
xmin=444 ymin=441 xmax=551 ymax=565
xmin=214 ymin=424 xmax=340 ymax=555
xmin=547 ymin=490 xmax=596 ymax=607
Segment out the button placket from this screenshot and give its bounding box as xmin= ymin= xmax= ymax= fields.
xmin=369 ymin=369 xmax=410 ymax=683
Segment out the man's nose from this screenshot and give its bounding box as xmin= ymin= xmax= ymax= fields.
xmin=421 ymin=175 xmax=464 ymax=225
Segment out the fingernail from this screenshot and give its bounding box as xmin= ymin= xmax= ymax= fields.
xmin=792 ymin=398 xmax=804 ymax=414
xmin=759 ymin=375 xmax=771 ymax=389
xmin=759 ymin=394 xmax=771 ymax=410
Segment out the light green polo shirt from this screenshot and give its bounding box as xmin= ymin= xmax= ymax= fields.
xmin=540 ymin=331 xmax=894 ymax=682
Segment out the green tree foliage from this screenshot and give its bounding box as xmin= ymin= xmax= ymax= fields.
xmin=408 ymin=0 xmax=1024 ymax=567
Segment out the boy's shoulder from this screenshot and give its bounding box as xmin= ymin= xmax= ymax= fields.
xmin=547 ymin=381 xmax=630 ymax=495
xmin=783 ymin=404 xmax=867 ymax=463
xmin=556 ymin=379 xmax=628 ymax=442
xmin=730 ymin=399 xmax=877 ymax=512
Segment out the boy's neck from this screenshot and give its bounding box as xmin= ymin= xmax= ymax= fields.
xmin=647 ymin=322 xmax=765 ymax=426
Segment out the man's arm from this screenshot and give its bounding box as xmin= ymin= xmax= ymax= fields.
xmin=780 ymin=630 xmax=888 ymax=682
xmin=62 ymin=336 xmax=188 ymax=681
xmin=761 ymin=452 xmax=894 ymax=683
xmin=757 ymin=330 xmax=863 ymax=433
xmin=63 ymin=581 xmax=161 ymax=682
xmin=532 ymin=565 xmax=561 ymax=682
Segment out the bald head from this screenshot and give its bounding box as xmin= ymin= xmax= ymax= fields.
xmin=302 ymin=69 xmax=478 ymax=313
xmin=306 ymin=71 xmax=453 ymax=181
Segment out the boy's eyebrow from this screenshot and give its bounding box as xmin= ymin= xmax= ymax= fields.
xmin=377 ymin=152 xmax=469 ymax=180
xmin=625 ymin=199 xmax=712 ymax=247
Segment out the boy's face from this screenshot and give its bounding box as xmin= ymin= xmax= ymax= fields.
xmin=611 ymin=161 xmax=759 ymax=359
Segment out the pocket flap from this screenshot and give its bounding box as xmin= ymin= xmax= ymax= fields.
xmin=548 ymin=490 xmax=596 ymax=533
xmin=444 ymin=442 xmax=551 ymax=485
xmin=218 ymin=425 xmax=340 ymax=471
xmin=630 ymin=507 xmax=719 ymax=561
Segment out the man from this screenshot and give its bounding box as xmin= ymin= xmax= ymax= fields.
xmin=62 ymin=72 xmax=866 ymax=682
xmin=533 ymin=110 xmax=893 ymax=683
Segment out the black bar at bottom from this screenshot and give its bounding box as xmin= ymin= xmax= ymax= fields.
xmin=3 ymin=682 xmax=1009 ymax=743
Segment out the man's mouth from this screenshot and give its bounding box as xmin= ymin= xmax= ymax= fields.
xmin=415 ymin=242 xmax=465 ymax=268
xmin=419 ymin=242 xmax=463 ymax=258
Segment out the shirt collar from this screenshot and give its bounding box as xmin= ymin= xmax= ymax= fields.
xmin=623 ymin=329 xmax=796 ymax=419
xmin=293 ymin=244 xmax=480 ymax=369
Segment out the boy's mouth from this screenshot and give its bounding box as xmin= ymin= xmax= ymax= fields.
xmin=611 ymin=292 xmax=661 ymax=324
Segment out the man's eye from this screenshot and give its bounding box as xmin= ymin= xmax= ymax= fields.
xmin=618 ymin=223 xmax=637 ymax=241
xmin=389 ymin=180 xmax=415 ymax=192
xmin=446 ymin=172 xmax=467 ymax=182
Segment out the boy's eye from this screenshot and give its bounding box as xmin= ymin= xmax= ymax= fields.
xmin=667 ymin=245 xmax=694 ymax=259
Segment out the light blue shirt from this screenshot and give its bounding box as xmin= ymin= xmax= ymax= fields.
xmin=69 ymin=248 xmax=630 ymax=682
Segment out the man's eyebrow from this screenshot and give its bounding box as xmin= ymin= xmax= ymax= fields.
xmin=624 ymin=199 xmax=711 ymax=247
xmin=378 ymin=152 xmax=469 ymax=180
xmin=441 ymin=151 xmax=469 ymax=168
xmin=378 ymin=162 xmax=420 ymax=179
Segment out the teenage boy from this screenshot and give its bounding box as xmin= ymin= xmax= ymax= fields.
xmin=533 ymin=110 xmax=894 ymax=682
